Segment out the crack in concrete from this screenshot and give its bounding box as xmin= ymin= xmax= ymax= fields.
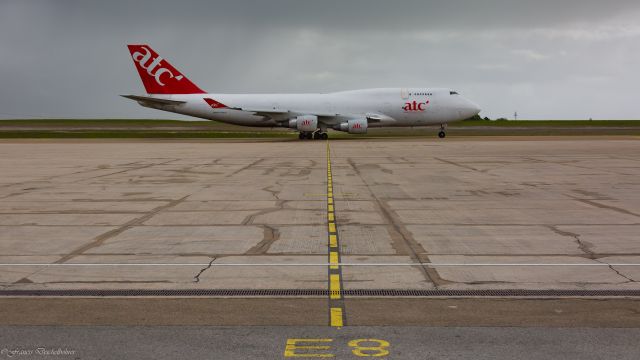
xmin=262 ymin=185 xmax=280 ymax=200
xmin=242 ymin=201 xmax=285 ymax=225
xmin=38 ymin=280 xmax=172 ymax=284
xmin=193 ymin=257 xmax=216 ymax=283
xmin=596 ymin=259 xmax=638 ymax=283
xmin=79 ymin=159 xmax=179 ymax=182
xmin=346 ymin=157 xmax=448 ymax=287
xmin=546 ymin=225 xmax=595 ymax=258
xmin=573 ymin=198 xmax=640 ymax=218
xmin=547 ymin=227 xmax=637 ymax=284
xmin=226 ymin=158 xmax=265 ymax=177
xmin=571 ymin=189 xmax=612 ymax=200
xmin=54 ymin=195 xmax=191 ymax=264
xmin=0 ymin=160 xmax=148 ymax=191
xmin=434 ymin=157 xmax=488 ymax=173
xmin=246 ymin=225 xmax=280 ymax=254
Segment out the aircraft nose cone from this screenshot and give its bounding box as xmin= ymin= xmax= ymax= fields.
xmin=467 ymin=100 xmax=481 ymax=115
xmin=459 ymin=99 xmax=481 ymax=119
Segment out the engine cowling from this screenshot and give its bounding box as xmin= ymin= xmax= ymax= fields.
xmin=289 ymin=115 xmax=318 ymax=132
xmin=336 ymin=119 xmax=368 ymax=134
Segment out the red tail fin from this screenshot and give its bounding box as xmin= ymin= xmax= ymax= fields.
xmin=127 ymin=44 xmax=205 ymax=94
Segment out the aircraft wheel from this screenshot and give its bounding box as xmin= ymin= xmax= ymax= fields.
xmin=320 ymin=133 xmax=328 ymax=140
xmin=305 ymin=132 xmax=314 ymax=140
xmin=299 ymin=133 xmax=305 ymax=140
xmin=438 ymin=131 xmax=446 ymax=139
xmin=313 ymin=132 xmax=321 ymax=140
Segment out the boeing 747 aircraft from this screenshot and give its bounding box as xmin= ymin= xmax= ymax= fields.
xmin=123 ymin=45 xmax=481 ymax=139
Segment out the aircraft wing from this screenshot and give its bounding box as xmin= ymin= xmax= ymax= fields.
xmin=232 ymin=107 xmax=338 ymax=118
xmin=228 ymin=107 xmax=340 ymax=124
xmin=365 ymin=112 xmax=395 ymax=123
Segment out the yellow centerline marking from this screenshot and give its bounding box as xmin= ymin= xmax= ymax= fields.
xmin=327 ymin=140 xmax=346 ymax=328
xmin=329 ymin=234 xmax=337 ymax=248
xmin=330 ymin=308 xmax=343 ymax=327
xmin=303 ymin=193 xmax=357 ymax=198
xmin=330 ymin=274 xmax=341 ymax=298
xmin=329 ymin=252 xmax=339 ymax=269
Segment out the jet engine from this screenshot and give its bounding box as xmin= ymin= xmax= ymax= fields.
xmin=335 ymin=119 xmax=368 ymax=134
xmin=289 ymin=115 xmax=318 ymax=132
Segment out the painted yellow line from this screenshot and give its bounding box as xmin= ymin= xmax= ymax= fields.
xmin=330 ymin=274 xmax=341 ymax=297
xmin=327 ymin=141 xmax=345 ymax=328
xmin=303 ymin=193 xmax=356 ymax=198
xmin=329 ymin=252 xmax=339 ymax=270
xmin=329 ymin=234 xmax=337 ymax=248
xmin=330 ymin=307 xmax=343 ymax=327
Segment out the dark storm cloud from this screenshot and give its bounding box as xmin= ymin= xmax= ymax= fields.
xmin=1 ymin=0 xmax=639 ymax=119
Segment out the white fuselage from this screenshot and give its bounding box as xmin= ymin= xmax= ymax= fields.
xmin=137 ymin=88 xmax=481 ymax=129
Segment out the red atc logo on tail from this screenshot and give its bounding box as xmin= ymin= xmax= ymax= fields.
xmin=353 ymin=122 xmax=362 ymax=129
xmin=127 ymin=45 xmax=205 ymax=94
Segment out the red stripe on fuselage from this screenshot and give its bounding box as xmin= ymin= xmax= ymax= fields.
xmin=203 ymin=98 xmax=229 ymax=109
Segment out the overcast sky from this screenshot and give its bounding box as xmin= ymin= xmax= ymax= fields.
xmin=1 ymin=0 xmax=639 ymax=120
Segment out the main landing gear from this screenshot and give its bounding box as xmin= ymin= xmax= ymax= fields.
xmin=299 ymin=131 xmax=328 ymax=140
xmin=438 ymin=124 xmax=446 ymax=139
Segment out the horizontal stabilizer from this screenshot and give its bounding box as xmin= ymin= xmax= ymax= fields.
xmin=121 ymin=95 xmax=186 ymax=105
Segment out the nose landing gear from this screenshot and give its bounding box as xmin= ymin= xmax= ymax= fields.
xmin=438 ymin=124 xmax=446 ymax=139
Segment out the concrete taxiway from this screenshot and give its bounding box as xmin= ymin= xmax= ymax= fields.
xmin=0 ymin=137 xmax=639 ymax=292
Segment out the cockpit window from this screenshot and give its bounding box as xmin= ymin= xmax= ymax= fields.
xmin=450 ymin=91 xmax=459 ymax=95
